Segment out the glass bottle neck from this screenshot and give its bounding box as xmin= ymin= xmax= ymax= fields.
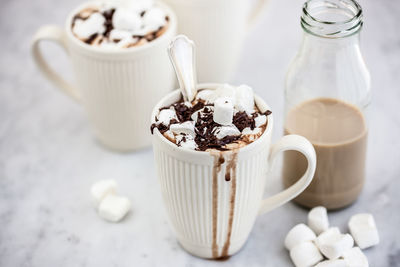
xmin=301 ymin=30 xmax=360 ymax=50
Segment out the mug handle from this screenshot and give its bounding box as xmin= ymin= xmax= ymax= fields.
xmin=31 ymin=25 xmax=80 ymax=101
xmin=247 ymin=0 xmax=269 ymax=30
xmin=258 ymin=135 xmax=316 ymax=215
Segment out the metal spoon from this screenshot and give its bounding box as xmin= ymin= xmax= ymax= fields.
xmin=168 ymin=35 xmax=197 ymax=102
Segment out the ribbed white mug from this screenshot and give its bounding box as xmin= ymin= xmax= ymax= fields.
xmin=31 ymin=1 xmax=177 ymax=151
xmin=152 ymin=84 xmax=317 ymax=258
xmin=163 ymin=0 xmax=269 ymax=83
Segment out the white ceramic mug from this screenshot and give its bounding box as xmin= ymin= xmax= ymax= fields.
xmin=151 ymin=84 xmax=316 ymax=258
xmin=162 ymin=0 xmax=269 ymax=83
xmin=31 ymin=2 xmax=177 ymax=151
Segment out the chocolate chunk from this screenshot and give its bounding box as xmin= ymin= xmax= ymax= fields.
xmin=233 ymin=112 xmax=255 ymax=131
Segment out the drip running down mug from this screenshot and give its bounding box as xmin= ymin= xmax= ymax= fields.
xmin=163 ymin=0 xmax=269 ymax=83
xmin=31 ymin=2 xmax=177 ymax=151
xmin=151 ymin=84 xmax=317 ymax=258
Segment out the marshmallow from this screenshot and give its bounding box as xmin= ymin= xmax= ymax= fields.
xmin=142 ymin=7 xmax=166 ymax=32
xmin=254 ymin=115 xmax=267 ymax=127
xmin=315 ymin=227 xmax=341 ymax=247
xmin=73 ymin=13 xmax=106 ymax=39
xmin=318 ymin=233 xmax=354 ymax=260
xmin=98 ymin=195 xmax=131 ymax=222
xmin=176 ymin=134 xmax=197 ymax=150
xmin=128 ymin=0 xmax=154 ymax=12
xmin=213 ymin=125 xmax=240 ymax=139
xmin=91 ymin=179 xmax=117 ymax=207
xmin=112 ymin=8 xmax=142 ymax=32
xmin=284 ymin=223 xmax=317 ymax=251
xmin=290 ymin=241 xmax=323 ymax=267
xmin=157 ymin=108 xmax=177 ymax=126
xmin=242 ymin=127 xmax=261 ymax=136
xmin=315 ymin=259 xmax=346 ymax=267
xmin=109 ymin=29 xmax=134 ymax=41
xmin=196 ymin=89 xmax=215 ymax=103
xmin=214 ymin=84 xmax=236 ymax=103
xmin=213 ymin=98 xmax=234 ymax=125
xmin=343 ymin=247 xmax=369 ymax=267
xmin=348 ymin=213 xmax=379 ymax=249
xmin=191 ymin=106 xmax=213 ymax=122
xmin=235 ymin=84 xmax=254 ymax=114
xmin=115 ymin=36 xmax=139 ymax=48
xmin=170 ymin=121 xmax=196 ymax=137
xmin=308 ymin=206 xmax=329 ymax=234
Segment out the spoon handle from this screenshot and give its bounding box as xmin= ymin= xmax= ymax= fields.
xmin=168 ymin=35 xmax=197 ymax=102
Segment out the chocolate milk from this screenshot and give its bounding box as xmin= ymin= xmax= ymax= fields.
xmin=283 ymin=98 xmax=367 ymax=210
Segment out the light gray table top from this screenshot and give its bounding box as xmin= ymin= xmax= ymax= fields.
xmin=1 ymin=0 xmax=399 ymax=266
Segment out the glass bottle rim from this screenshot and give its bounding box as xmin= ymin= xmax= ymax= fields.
xmin=301 ymin=0 xmax=363 ymax=38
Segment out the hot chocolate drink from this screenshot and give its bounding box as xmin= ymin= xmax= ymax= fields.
xmin=151 ymin=84 xmax=271 ymax=151
xmin=282 ymin=98 xmax=367 ymax=209
xmin=71 ymin=0 xmax=169 ymax=48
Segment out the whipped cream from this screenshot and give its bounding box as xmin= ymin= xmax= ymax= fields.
xmin=71 ymin=0 xmax=169 ymax=48
xmin=151 ymin=84 xmax=272 ymax=151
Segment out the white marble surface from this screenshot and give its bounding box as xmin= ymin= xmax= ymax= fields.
xmin=1 ymin=0 xmax=400 ymax=266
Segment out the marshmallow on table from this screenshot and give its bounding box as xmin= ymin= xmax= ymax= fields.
xmin=213 ymin=125 xmax=240 ymax=139
xmin=315 ymin=227 xmax=341 ymax=247
xmin=73 ymin=12 xmax=106 ymax=39
xmin=213 ymin=97 xmax=234 ymax=125
xmin=290 ymin=241 xmax=323 ymax=267
xmin=112 ymin=8 xmax=142 ymax=32
xmin=315 ymin=259 xmax=346 ymax=267
xmin=98 ymin=195 xmax=131 ymax=223
xmin=284 ymin=223 xmax=317 ymax=250
xmin=235 ymin=84 xmax=254 ymax=114
xmin=343 ymin=247 xmax=369 ymax=267
xmin=157 ymin=108 xmax=177 ymax=126
xmin=318 ymin=232 xmax=354 ymax=260
xmin=348 ymin=213 xmax=379 ymax=249
xmin=308 ymin=206 xmax=329 ymax=234
xmin=91 ymin=179 xmax=117 ymax=207
xmin=170 ymin=121 xmax=196 ymax=137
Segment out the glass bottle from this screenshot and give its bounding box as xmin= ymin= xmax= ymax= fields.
xmin=283 ymin=0 xmax=371 ymax=210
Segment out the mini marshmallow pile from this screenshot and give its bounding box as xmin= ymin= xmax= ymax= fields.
xmin=90 ymin=179 xmax=131 ymax=222
xmin=285 ymin=207 xmax=379 ymax=267
xmin=72 ymin=0 xmax=168 ymax=48
xmin=152 ymin=84 xmax=270 ymax=151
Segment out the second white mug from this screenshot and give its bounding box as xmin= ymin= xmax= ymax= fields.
xmin=31 ymin=1 xmax=177 ymax=151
